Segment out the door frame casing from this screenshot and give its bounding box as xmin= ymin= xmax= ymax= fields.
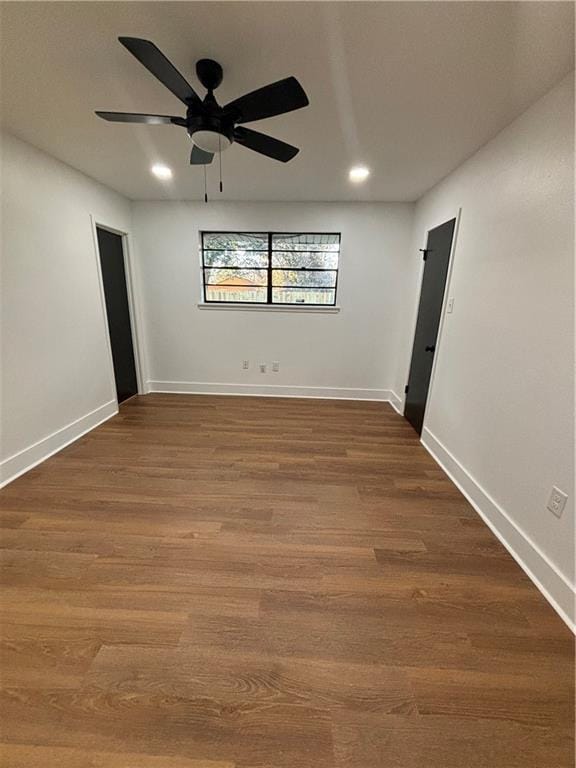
xmin=404 ymin=207 xmax=462 ymax=434
xmin=90 ymin=215 xmax=146 ymax=401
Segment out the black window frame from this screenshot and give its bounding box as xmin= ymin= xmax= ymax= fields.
xmin=201 ymin=231 xmax=341 ymax=307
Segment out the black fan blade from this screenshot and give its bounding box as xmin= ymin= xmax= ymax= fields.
xmin=119 ymin=37 xmax=202 ymax=108
xmin=96 ymin=111 xmax=185 ymax=126
xmin=190 ymin=145 xmax=214 ymax=165
xmin=224 ymin=77 xmax=308 ymax=124
xmin=234 ymin=127 xmax=299 ymax=162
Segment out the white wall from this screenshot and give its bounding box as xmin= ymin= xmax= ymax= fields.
xmin=0 ymin=131 xmax=132 ymax=485
xmin=132 ymin=202 xmax=413 ymax=399
xmin=394 ymin=74 xmax=575 ymax=626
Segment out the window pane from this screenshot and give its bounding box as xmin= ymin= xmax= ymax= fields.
xmin=272 ymin=233 xmax=340 ymax=252
xmin=272 ymin=287 xmax=336 ymax=305
xmin=272 ymin=251 xmax=338 ymax=269
xmin=272 ymin=270 xmax=337 ymax=288
xmin=206 ymin=285 xmax=267 ymax=303
xmin=203 ymin=232 xmax=267 ymax=251
xmin=204 ymin=268 xmax=267 ymax=286
xmin=203 ymin=250 xmax=268 ymax=268
xmin=201 ymin=231 xmax=340 ymax=306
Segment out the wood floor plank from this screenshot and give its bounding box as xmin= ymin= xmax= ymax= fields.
xmin=0 ymin=744 xmax=234 ymax=768
xmin=0 ymin=688 xmax=334 ymax=767
xmin=407 ymin=666 xmax=574 ymax=727
xmin=85 ymin=644 xmax=416 ymax=715
xmin=0 ymin=394 xmax=573 ymax=767
xmin=0 ymin=599 xmax=187 ymax=647
xmin=330 ymin=712 xmax=575 ymax=768
xmin=0 ymin=635 xmax=101 ymax=689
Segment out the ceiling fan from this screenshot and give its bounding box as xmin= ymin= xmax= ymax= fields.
xmin=96 ymin=37 xmax=309 ymax=165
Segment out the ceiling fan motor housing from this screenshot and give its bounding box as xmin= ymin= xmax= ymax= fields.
xmin=186 ymin=106 xmax=234 ymax=152
xmin=188 ymin=59 xmax=232 ymax=151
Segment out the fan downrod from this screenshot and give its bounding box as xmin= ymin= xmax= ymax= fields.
xmin=196 ymin=59 xmax=223 ymax=92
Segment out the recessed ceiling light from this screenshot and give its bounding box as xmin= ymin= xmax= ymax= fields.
xmin=151 ymin=163 xmax=173 ymax=180
xmin=349 ymin=166 xmax=370 ymax=183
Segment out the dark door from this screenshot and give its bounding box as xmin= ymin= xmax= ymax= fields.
xmin=404 ymin=218 xmax=456 ymax=435
xmin=96 ymin=227 xmax=138 ymax=403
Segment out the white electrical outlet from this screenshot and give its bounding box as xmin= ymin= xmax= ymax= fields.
xmin=242 ymin=360 xmax=249 ymax=370
xmin=447 ymin=297 xmax=455 ymax=314
xmin=259 ymin=363 xmax=267 ymax=374
xmin=547 ymin=486 xmax=568 ymax=519
xmin=272 ymin=361 xmax=280 ymax=372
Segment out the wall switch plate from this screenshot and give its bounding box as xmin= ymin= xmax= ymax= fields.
xmin=547 ymin=486 xmax=568 ymax=518
xmin=242 ymin=360 xmax=249 ymax=370
xmin=447 ymin=297 xmax=455 ymax=314
xmin=259 ymin=363 xmax=267 ymax=374
xmin=272 ymin=361 xmax=280 ymax=372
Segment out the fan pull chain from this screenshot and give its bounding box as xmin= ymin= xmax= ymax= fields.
xmin=203 ymin=164 xmax=208 ymax=203
xmin=219 ymin=135 xmax=223 ymax=193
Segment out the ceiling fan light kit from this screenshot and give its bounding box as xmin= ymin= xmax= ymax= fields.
xmin=192 ymin=130 xmax=231 ymax=154
xmin=96 ymin=37 xmax=309 ymax=198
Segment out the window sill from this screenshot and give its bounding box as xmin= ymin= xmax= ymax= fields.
xmin=197 ymin=303 xmax=340 ymax=314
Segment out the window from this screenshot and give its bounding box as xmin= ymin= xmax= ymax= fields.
xmin=201 ymin=232 xmax=341 ymax=306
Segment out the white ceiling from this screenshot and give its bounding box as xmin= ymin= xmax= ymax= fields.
xmin=1 ymin=1 xmax=573 ymax=202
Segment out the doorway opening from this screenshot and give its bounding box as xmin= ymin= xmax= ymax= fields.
xmin=96 ymin=226 xmax=139 ymax=404
xmin=404 ymin=217 xmax=456 ymax=435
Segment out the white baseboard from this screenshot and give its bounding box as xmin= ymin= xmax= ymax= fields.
xmin=388 ymin=390 xmax=404 ymax=415
xmin=0 ymin=400 xmax=118 ymax=489
xmin=147 ymin=380 xmax=393 ymax=402
xmin=421 ymin=426 xmax=575 ymax=633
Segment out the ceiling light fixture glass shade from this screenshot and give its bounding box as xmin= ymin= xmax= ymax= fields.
xmin=193 ymin=130 xmax=232 ymax=153
xmin=151 ymin=163 xmax=173 ymax=180
xmin=349 ymin=166 xmax=370 ymax=183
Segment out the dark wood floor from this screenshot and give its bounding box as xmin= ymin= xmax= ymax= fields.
xmin=0 ymin=394 xmax=573 ymax=767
